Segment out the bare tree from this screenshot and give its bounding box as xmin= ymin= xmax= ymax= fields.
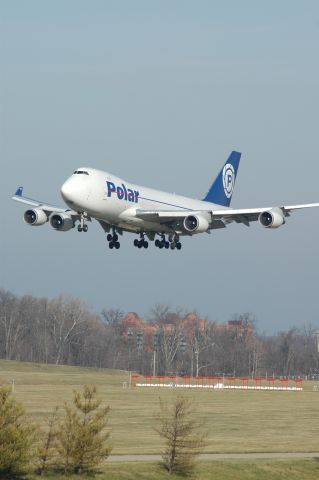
xmin=37 ymin=406 xmax=59 ymax=475
xmin=278 ymin=328 xmax=297 ymax=377
xmin=159 ymin=326 xmax=180 ymax=375
xmin=148 ymin=304 xmax=171 ymax=325
xmin=189 ymin=327 xmax=212 ymax=377
xmin=101 ymin=308 xmax=124 ymax=326
xmin=47 ymin=296 xmax=91 ymax=365
xmin=0 ymin=290 xmax=25 ymax=360
xmin=147 ymin=305 xmax=185 ymax=375
xmin=2 ymin=288 xmax=319 ymax=378
xmin=148 ymin=304 xmax=184 ymax=326
xmin=247 ymin=336 xmax=264 ymax=377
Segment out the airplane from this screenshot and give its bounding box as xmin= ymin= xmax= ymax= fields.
xmin=12 ymin=151 xmax=319 ymax=250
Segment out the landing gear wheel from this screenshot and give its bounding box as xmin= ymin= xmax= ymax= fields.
xmin=83 ymin=225 xmax=88 ymax=232
xmin=165 ymin=241 xmax=169 ymax=249
xmin=107 ymin=228 xmax=121 ymax=249
xmin=170 ymin=243 xmax=175 ymax=250
xmin=134 ymin=239 xmax=139 ymax=247
xmin=155 ymin=239 xmax=160 ymax=247
xmin=176 ymin=242 xmax=182 ymax=250
xmin=144 ymin=241 xmax=149 ymax=249
xmin=77 ymin=225 xmax=83 ymax=232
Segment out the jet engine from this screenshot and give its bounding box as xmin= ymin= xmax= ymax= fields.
xmin=24 ymin=208 xmax=48 ymax=226
xmin=50 ymin=213 xmax=74 ymax=231
xmin=258 ymin=208 xmax=285 ymax=228
xmin=183 ymin=215 xmax=209 ymax=233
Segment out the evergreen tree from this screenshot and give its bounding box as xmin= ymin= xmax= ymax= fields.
xmin=0 ymin=386 xmax=35 ymax=476
xmin=56 ymin=385 xmax=111 ymax=474
xmin=154 ymin=395 xmax=207 ymax=475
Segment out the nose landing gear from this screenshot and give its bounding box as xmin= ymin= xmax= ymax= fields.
xmin=77 ymin=213 xmax=89 ymax=232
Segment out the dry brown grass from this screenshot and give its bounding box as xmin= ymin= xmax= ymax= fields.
xmin=1 ymin=360 xmax=319 ymax=455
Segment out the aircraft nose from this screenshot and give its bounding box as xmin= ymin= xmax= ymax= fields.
xmin=61 ymin=175 xmax=91 ymax=208
xmin=61 ymin=180 xmax=73 ymax=201
xmin=61 ymin=178 xmax=76 ymax=203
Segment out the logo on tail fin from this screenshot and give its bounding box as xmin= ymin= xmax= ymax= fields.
xmin=223 ymin=164 xmax=236 ymax=199
xmin=203 ymin=151 xmax=241 ymax=207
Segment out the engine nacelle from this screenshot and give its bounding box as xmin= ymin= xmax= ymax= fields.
xmin=24 ymin=208 xmax=48 ymax=226
xmin=183 ymin=215 xmax=209 ymax=233
xmin=259 ymin=208 xmax=285 ymax=229
xmin=50 ymin=213 xmax=74 ymax=231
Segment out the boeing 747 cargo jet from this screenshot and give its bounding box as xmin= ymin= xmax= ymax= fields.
xmin=12 ymin=151 xmax=319 ymax=250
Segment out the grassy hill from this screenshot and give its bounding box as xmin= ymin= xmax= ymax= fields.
xmin=1 ymin=360 xmax=319 ymax=455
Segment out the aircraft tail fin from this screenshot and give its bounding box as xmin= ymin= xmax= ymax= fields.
xmin=203 ymin=151 xmax=241 ymax=207
xmin=15 ymin=186 xmax=23 ymax=197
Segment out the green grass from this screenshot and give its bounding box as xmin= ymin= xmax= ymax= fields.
xmin=1 ymin=360 xmax=319 ymax=454
xmin=24 ymin=459 xmax=319 ymax=480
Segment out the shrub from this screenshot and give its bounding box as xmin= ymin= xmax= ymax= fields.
xmin=56 ymin=385 xmax=111 ymax=474
xmin=0 ymin=386 xmax=35 ymax=476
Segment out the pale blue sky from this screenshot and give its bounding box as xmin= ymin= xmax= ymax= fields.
xmin=1 ymin=1 xmax=319 ymax=332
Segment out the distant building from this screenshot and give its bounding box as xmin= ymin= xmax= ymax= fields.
xmin=120 ymin=312 xmax=254 ymax=340
xmin=227 ymin=320 xmax=254 ymax=338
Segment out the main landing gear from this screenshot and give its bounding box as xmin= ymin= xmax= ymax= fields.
xmin=154 ymin=234 xmax=181 ymax=250
xmin=168 ymin=234 xmax=182 ymax=251
xmin=77 ymin=213 xmax=88 ymax=232
xmin=133 ymin=233 xmax=182 ymax=250
xmin=107 ymin=228 xmax=120 ymax=249
xmin=134 ymin=233 xmax=148 ymax=249
xmin=155 ymin=234 xmax=169 ymax=249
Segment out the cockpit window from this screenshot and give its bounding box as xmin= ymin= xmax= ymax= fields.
xmin=73 ymin=170 xmax=89 ymax=175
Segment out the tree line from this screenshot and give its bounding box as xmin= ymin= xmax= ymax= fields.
xmin=0 ymin=288 xmax=318 ymax=378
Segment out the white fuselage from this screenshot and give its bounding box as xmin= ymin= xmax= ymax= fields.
xmin=60 ymin=167 xmax=220 ymax=234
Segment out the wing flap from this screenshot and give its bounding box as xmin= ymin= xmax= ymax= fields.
xmin=135 ymin=209 xmax=200 ymax=223
xmin=135 ymin=209 xmax=227 ymax=230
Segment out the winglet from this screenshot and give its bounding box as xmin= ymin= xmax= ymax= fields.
xmin=14 ymin=186 xmax=23 ymax=196
xmin=203 ymin=151 xmax=241 ymax=207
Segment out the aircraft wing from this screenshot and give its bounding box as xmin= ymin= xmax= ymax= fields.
xmin=11 ymin=187 xmax=81 ymax=218
xmin=135 ymin=209 xmax=226 ymax=229
xmin=211 ymin=203 xmax=319 ymax=226
xmin=136 ymin=202 xmax=319 ymax=229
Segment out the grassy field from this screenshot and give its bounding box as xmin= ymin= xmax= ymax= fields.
xmin=25 ymin=459 xmax=319 ymax=480
xmin=1 ymin=360 xmax=319 ymax=455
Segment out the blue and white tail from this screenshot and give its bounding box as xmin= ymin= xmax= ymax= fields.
xmin=203 ymin=151 xmax=241 ymax=207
